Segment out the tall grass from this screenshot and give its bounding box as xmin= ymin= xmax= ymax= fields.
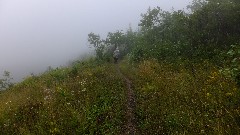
xmin=0 ymin=59 xmax=125 ymax=134
xmin=1 ymin=57 xmax=239 ymax=134
xmin=121 ymin=59 xmax=240 ymax=134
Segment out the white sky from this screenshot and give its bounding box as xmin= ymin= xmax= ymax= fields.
xmin=0 ymin=0 xmax=192 ymax=81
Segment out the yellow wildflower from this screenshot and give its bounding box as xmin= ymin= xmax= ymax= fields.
xmin=225 ymin=93 xmax=233 ymax=96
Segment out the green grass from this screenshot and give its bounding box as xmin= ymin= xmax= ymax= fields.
xmin=120 ymin=59 xmax=240 ymax=134
xmin=0 ymin=59 xmax=126 ymax=134
xmin=1 ymin=57 xmax=240 ymax=134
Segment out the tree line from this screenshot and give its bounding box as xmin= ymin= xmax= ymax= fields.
xmin=88 ymin=0 xmax=240 ymax=64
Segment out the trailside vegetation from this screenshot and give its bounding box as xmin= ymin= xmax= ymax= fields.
xmin=0 ymin=0 xmax=240 ymax=134
xmin=0 ymin=60 xmax=126 ymax=134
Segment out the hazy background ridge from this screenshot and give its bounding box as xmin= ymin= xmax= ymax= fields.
xmin=0 ymin=0 xmax=191 ymax=82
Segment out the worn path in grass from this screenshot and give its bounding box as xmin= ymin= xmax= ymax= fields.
xmin=115 ymin=63 xmax=136 ymax=135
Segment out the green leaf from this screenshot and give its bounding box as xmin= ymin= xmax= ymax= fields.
xmin=227 ymin=50 xmax=234 ymax=56
xmin=232 ymin=58 xmax=238 ymax=63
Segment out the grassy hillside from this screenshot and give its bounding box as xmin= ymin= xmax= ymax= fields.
xmin=120 ymin=58 xmax=240 ymax=134
xmin=0 ymin=57 xmax=240 ymax=134
xmin=0 ymin=59 xmax=126 ymax=134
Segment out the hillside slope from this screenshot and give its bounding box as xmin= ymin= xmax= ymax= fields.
xmin=120 ymin=59 xmax=240 ymax=134
xmin=1 ymin=58 xmax=240 ymax=134
xmin=0 ymin=59 xmax=126 ymax=134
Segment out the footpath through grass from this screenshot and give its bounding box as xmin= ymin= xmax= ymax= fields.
xmin=0 ymin=59 xmax=126 ymax=134
xmin=119 ymin=59 xmax=240 ymax=134
xmin=1 ymin=58 xmax=240 ymax=134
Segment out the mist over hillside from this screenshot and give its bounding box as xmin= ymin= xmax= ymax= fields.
xmin=0 ymin=0 xmax=191 ymax=82
xmin=1 ymin=0 xmax=240 ymax=134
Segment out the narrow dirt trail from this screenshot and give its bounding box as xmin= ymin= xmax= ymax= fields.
xmin=115 ymin=64 xmax=136 ymax=135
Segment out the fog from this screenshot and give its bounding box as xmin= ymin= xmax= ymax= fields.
xmin=0 ymin=0 xmax=192 ymax=82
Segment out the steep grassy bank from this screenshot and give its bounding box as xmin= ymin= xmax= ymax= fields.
xmin=0 ymin=59 xmax=126 ymax=134
xmin=120 ymin=59 xmax=240 ymax=134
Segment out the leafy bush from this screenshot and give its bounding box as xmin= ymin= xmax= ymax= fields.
xmin=220 ymin=44 xmax=240 ymax=86
xmin=0 ymin=71 xmax=14 ymax=90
